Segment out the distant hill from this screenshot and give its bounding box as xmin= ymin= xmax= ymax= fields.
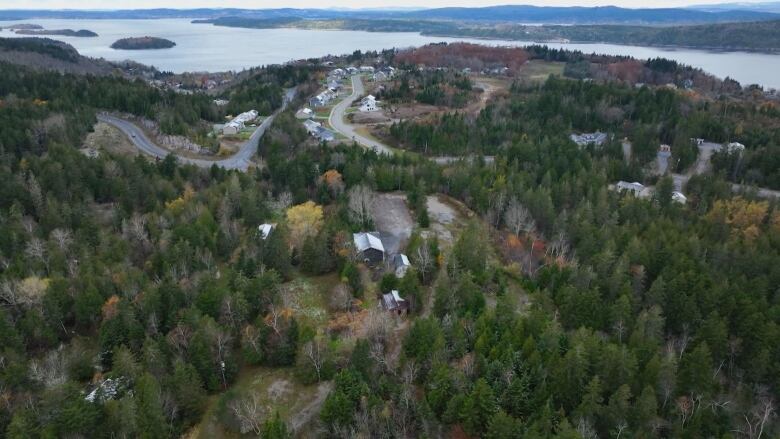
xmin=110 ymin=37 xmax=176 ymax=50
xmin=689 ymin=2 xmax=780 ymax=13
xmin=15 ymin=29 xmax=98 ymax=37
xmin=199 ymin=16 xmax=780 ymax=51
xmin=403 ymin=5 xmax=780 ymax=24
xmin=2 ymin=6 xmax=780 ymax=25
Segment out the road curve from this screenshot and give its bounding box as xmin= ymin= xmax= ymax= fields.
xmin=98 ymin=88 xmax=296 ymax=171
xmin=328 ymin=75 xmax=392 ymax=155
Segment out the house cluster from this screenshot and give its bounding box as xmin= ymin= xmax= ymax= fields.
xmin=309 ymin=90 xmax=337 ymax=108
xmin=353 ymin=232 xmax=413 ymax=315
xmin=359 ymin=94 xmax=379 ymax=112
xmin=570 ymin=131 xmax=608 ymax=147
xmin=613 ymin=181 xmax=687 ymax=204
xmin=303 ymin=119 xmax=335 ymax=142
xmin=222 ymin=109 xmax=258 ymax=135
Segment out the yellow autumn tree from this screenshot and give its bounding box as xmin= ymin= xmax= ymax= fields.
xmin=165 ymin=184 xmax=195 ymax=214
xmin=706 ymin=197 xmax=769 ymax=242
xmin=286 ymin=201 xmax=324 ymax=248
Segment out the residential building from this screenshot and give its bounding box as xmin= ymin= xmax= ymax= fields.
xmin=353 ymin=232 xmax=385 ymax=265
xmin=393 ymin=254 xmax=411 ymax=278
xmin=382 ymin=290 xmax=409 ymax=314
xmin=672 ymin=191 xmax=688 ymax=204
xmin=570 ymin=132 xmax=607 ymax=147
xmin=726 ymin=142 xmax=746 ymax=153
xmin=360 ymin=66 xmax=375 ymax=73
xmin=258 ymin=223 xmax=275 ymax=240
xmin=295 ymin=108 xmax=314 ymax=119
xmin=615 ymin=181 xmax=647 ymax=197
xmin=303 ymin=119 xmax=322 ymax=135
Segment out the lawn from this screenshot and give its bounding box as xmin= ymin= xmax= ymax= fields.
xmin=517 ymin=60 xmax=565 ymax=82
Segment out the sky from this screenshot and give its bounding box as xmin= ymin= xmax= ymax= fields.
xmin=0 ymin=0 xmax=768 ymax=10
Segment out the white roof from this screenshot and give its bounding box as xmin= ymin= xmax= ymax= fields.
xmin=672 ymin=192 xmax=687 ymax=203
xmin=258 ymin=223 xmax=274 ymax=239
xmin=617 ymin=181 xmax=645 ymax=191
xmin=391 ymin=290 xmax=405 ymax=303
xmin=397 ymin=254 xmax=410 ymax=266
xmin=353 ymin=232 xmax=384 ymax=253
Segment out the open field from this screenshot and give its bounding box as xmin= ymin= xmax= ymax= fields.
xmin=517 ymin=60 xmax=565 ymax=82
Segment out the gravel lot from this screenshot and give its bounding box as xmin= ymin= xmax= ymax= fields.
xmin=371 ymin=192 xmax=414 ymax=256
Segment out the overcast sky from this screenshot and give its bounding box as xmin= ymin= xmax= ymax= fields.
xmin=0 ymin=0 xmax=757 ymax=10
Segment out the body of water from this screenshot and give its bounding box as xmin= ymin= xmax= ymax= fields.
xmin=1 ymin=18 xmax=779 ymax=89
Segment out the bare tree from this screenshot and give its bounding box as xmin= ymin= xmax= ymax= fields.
xmin=503 ymin=197 xmax=532 ymax=236
xmin=303 ymin=339 xmax=326 ymax=382
xmin=414 ymin=243 xmax=435 ymax=284
xmin=269 ymin=191 xmax=293 ymax=212
xmin=50 ymin=228 xmax=73 ymax=253
xmin=734 ymin=393 xmax=776 ymax=439
xmin=230 ymin=392 xmax=266 ymax=435
xmin=329 ymin=283 xmax=353 ymax=313
xmin=29 ymin=349 xmax=67 ymax=388
xmin=347 ymin=184 xmax=376 ymax=227
xmin=25 ymin=238 xmax=48 ymax=274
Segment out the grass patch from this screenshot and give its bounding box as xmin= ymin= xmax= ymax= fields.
xmin=517 ymin=60 xmax=565 ymax=82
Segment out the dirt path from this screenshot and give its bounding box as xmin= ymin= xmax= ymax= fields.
xmin=291 ymin=382 xmax=333 ymax=434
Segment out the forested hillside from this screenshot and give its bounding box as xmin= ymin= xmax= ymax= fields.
xmin=0 ymin=47 xmax=779 ymax=439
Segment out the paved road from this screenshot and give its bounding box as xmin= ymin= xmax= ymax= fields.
xmin=328 ymin=75 xmax=392 ymax=155
xmin=98 ymin=88 xmax=296 ymax=171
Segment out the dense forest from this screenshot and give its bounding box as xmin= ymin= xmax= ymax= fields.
xmin=388 ymin=71 xmax=780 ymax=189
xmin=0 ymin=44 xmax=779 ymax=439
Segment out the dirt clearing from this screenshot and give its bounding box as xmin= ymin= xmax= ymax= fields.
xmin=83 ymin=122 xmax=138 ymax=156
xmin=371 ymin=192 xmax=414 ymax=255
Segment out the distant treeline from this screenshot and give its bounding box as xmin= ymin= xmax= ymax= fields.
xmin=199 ymin=16 xmax=780 ymax=51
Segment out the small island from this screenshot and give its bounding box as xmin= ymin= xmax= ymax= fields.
xmin=16 ymin=29 xmax=98 ymax=37
xmin=110 ymin=36 xmax=176 ymax=50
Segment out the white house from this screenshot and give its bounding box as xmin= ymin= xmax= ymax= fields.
xmin=296 ymin=108 xmax=314 ymax=119
xmin=726 ymin=142 xmax=746 ymax=153
xmin=222 ymin=120 xmax=242 ymax=135
xmin=615 ymin=181 xmax=647 ymax=197
xmin=672 ymin=191 xmax=688 ymax=204
xmin=346 ymin=67 xmax=359 ymax=75
xmin=258 ymin=223 xmax=275 ymax=240
xmin=359 ymin=66 xmax=375 ymax=73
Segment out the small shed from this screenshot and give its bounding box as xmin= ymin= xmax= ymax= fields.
xmin=382 ymin=289 xmax=409 ymax=314
xmin=393 ymin=254 xmax=411 ymax=278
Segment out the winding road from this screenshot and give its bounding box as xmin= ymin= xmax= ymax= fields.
xmin=328 ymin=75 xmax=392 ymax=155
xmin=98 ymin=88 xmax=296 ymax=171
